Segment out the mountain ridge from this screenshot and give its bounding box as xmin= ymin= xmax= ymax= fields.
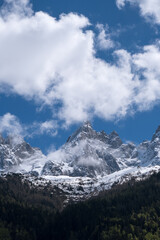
xmin=1 ymin=121 xmax=160 ymax=202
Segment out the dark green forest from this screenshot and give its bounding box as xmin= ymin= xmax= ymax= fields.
xmin=1 ymin=172 xmax=160 ymax=240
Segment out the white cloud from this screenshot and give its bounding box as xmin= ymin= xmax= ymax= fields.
xmin=116 ymin=0 xmax=125 ymax=9
xmin=133 ymin=41 xmax=160 ymax=110
xmin=96 ymin=24 xmax=115 ymax=50
xmin=0 ymin=113 xmax=58 ymax=139
xmin=0 ymin=0 xmax=136 ymax=125
xmin=0 ymin=1 xmax=90 ymax=99
xmin=37 ymin=120 xmax=58 ymax=136
xmin=0 ymin=113 xmax=23 ymax=137
xmin=1 ymin=0 xmax=32 ymax=18
xmin=27 ymin=120 xmax=58 ymax=138
xmin=0 ymin=0 xmax=160 ymax=127
xmin=47 ymin=140 xmax=101 ymax=167
xmin=116 ymin=0 xmax=160 ymax=24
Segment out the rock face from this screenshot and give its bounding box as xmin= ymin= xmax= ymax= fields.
xmin=138 ymin=125 xmax=160 ymax=166
xmin=41 ymin=122 xmax=137 ymax=177
xmin=42 ymin=123 xmax=160 ymax=178
xmin=42 ymin=122 xmax=125 ymax=177
xmin=0 ymin=135 xmax=46 ymax=175
xmin=1 ymin=122 xmax=160 ymax=180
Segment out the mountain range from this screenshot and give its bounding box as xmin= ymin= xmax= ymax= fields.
xmin=1 ymin=121 xmax=160 ymax=202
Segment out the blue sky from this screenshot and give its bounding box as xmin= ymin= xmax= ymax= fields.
xmin=0 ymin=0 xmax=160 ymax=153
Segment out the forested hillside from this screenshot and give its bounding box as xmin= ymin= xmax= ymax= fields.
xmin=1 ymin=173 xmax=160 ymax=239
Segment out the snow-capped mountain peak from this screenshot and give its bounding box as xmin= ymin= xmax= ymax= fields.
xmin=66 ymin=121 xmax=96 ymax=143
xmin=43 ymin=124 xmax=132 ymax=177
xmin=0 ymin=135 xmax=46 ymax=174
xmin=66 ymin=121 xmax=122 ymax=149
xmin=2 ymin=123 xmax=160 ymax=202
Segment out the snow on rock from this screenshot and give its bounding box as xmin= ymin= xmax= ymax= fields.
xmin=0 ymin=135 xmax=46 ymax=175
xmin=43 ymin=122 xmax=137 ymax=177
xmin=1 ymin=122 xmax=160 ymax=201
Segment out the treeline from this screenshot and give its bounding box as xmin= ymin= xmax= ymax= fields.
xmin=1 ymin=172 xmax=160 ymax=239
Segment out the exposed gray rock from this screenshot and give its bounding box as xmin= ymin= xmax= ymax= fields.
xmin=42 ymin=161 xmax=64 ymax=176
xmin=151 ymin=125 xmax=160 ymax=142
xmin=42 ymin=122 xmax=125 ymax=177
xmin=2 ymin=122 xmax=160 ymax=181
xmin=108 ymin=131 xmax=122 ymax=148
xmin=0 ymin=135 xmax=44 ymax=172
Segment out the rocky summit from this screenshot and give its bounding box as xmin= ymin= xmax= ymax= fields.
xmin=1 ymin=122 xmax=160 ymax=202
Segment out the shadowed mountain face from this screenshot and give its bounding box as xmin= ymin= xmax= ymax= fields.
xmin=1 ymin=122 xmax=160 ymax=179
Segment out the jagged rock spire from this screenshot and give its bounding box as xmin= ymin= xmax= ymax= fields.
xmin=108 ymin=131 xmax=122 ymax=148
xmin=82 ymin=121 xmax=92 ymax=128
xmin=66 ymin=121 xmax=123 ymax=148
xmin=152 ymin=125 xmax=160 ymax=141
xmin=66 ymin=121 xmax=95 ymax=143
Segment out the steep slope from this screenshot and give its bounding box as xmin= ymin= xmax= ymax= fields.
xmin=0 ymin=135 xmax=46 ymax=175
xmin=138 ymin=126 xmax=160 ymax=166
xmin=42 ymin=121 xmax=139 ymax=177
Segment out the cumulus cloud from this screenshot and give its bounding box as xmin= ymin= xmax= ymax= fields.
xmin=30 ymin=120 xmax=58 ymax=137
xmin=1 ymin=0 xmax=32 ymax=17
xmin=96 ymin=24 xmax=115 ymax=50
xmin=116 ymin=0 xmax=125 ymax=9
xmin=40 ymin=120 xmax=58 ymax=136
xmin=0 ymin=9 xmax=90 ymax=100
xmin=133 ymin=41 xmax=160 ymax=109
xmin=0 ymin=0 xmax=135 ymax=125
xmin=0 ymin=113 xmax=58 ymax=139
xmin=0 ymin=0 xmax=160 ymax=127
xmin=0 ymin=113 xmax=23 ymax=137
xmin=116 ymin=0 xmax=160 ymax=24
